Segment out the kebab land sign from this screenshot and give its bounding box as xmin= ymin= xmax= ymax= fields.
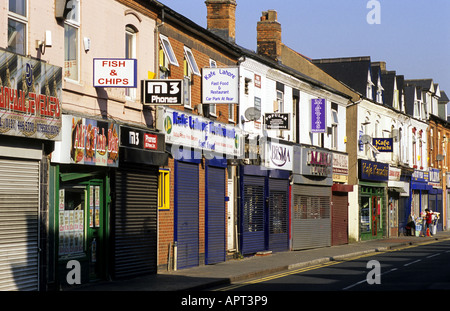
xmin=0 ymin=50 xmax=62 ymax=140
xmin=62 ymin=115 xmax=119 ymax=167
xmin=157 ymin=107 xmax=242 ymax=158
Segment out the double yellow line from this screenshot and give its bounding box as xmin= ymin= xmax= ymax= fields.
xmin=214 ymin=238 xmax=449 ymax=291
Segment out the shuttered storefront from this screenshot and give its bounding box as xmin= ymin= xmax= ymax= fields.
xmin=206 ymin=165 xmax=226 ymax=265
xmin=240 ymin=175 xmax=266 ymax=255
xmin=175 ymin=161 xmax=199 ymax=269
xmin=112 ymin=164 xmax=159 ymax=278
xmin=268 ymin=178 xmax=289 ymax=252
xmin=292 ymin=185 xmax=331 ymax=250
xmin=0 ymin=158 xmax=40 ymax=291
xmin=331 ymin=191 xmax=349 ymax=246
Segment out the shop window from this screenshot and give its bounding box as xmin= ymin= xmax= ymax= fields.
xmin=8 ymin=0 xmax=27 ymax=55
xmin=158 ymin=169 xmax=170 ymax=210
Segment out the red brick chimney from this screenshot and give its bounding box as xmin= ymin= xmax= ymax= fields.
xmin=205 ymin=0 xmax=237 ymax=43
xmin=257 ymin=10 xmax=282 ymax=62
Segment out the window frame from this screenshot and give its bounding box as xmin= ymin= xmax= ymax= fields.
xmin=64 ymin=0 xmax=81 ymax=82
xmin=125 ymin=25 xmax=137 ymax=100
xmin=183 ymin=46 xmax=201 ymax=76
xmin=158 ymin=169 xmax=170 ymax=210
xmin=159 ymin=34 xmax=179 ymax=67
xmin=8 ymin=0 xmax=28 ymax=55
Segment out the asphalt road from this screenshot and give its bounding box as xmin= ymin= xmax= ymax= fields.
xmin=211 ymin=239 xmax=450 ymax=291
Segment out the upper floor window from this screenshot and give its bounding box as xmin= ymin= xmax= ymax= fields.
xmin=64 ymin=0 xmax=80 ymax=81
xmin=8 ymin=0 xmax=27 ymax=55
xmin=125 ymin=26 xmax=137 ymax=99
xmin=159 ymin=34 xmax=178 ymax=67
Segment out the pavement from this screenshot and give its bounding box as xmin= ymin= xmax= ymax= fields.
xmin=67 ymin=230 xmax=450 ymax=291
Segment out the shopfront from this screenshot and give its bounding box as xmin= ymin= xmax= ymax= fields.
xmin=51 ymin=115 xmax=119 ymax=287
xmin=291 ymin=146 xmax=333 ymax=250
xmin=428 ymin=168 xmax=443 ymax=232
xmin=111 ymin=126 xmax=168 ymax=278
xmin=358 ymin=159 xmax=388 ymax=241
xmin=387 ymin=166 xmax=410 ymax=237
xmin=239 ymin=139 xmax=291 ymax=255
xmin=410 ymin=169 xmax=431 ymax=227
xmin=331 ymin=152 xmax=352 ymax=246
xmin=0 ymin=50 xmax=62 ymax=290
xmin=157 ymin=107 xmax=242 ymax=269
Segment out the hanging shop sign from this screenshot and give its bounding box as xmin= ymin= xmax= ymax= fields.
xmin=53 ymin=115 xmax=119 ymax=167
xmin=359 ymin=159 xmax=389 ymax=182
xmin=311 ymin=98 xmax=326 ymax=133
xmin=93 ymin=58 xmax=137 ymax=87
xmin=0 ymin=50 xmax=62 ymax=140
xmin=156 ymin=107 xmax=242 ymax=158
xmin=372 ymin=138 xmax=393 ymax=152
xmin=263 ymin=140 xmax=293 ymax=171
xmin=264 ymin=113 xmax=290 ymax=130
xmin=141 ymin=79 xmax=183 ymax=105
xmin=202 ymin=67 xmax=239 ymax=104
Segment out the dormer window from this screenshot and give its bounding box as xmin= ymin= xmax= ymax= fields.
xmin=367 ymin=70 xmax=374 ymax=100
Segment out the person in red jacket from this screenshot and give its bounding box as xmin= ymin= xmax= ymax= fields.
xmin=425 ymin=209 xmax=433 ymax=237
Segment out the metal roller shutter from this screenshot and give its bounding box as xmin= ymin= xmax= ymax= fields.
xmin=241 ymin=175 xmax=265 ymax=255
xmin=0 ymin=158 xmax=40 ymax=291
xmin=268 ymin=178 xmax=289 ymax=252
xmin=113 ymin=164 xmax=158 ymax=278
xmin=206 ymin=166 xmax=226 ymax=265
xmin=292 ymin=185 xmax=331 ymax=250
xmin=331 ymin=192 xmax=348 ymax=246
xmin=176 ymin=161 xmax=199 ymax=269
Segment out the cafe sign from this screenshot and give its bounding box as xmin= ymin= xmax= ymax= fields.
xmin=372 ymin=138 xmax=393 ymax=152
xmin=359 ymin=159 xmax=389 ymax=182
xmin=156 ymin=107 xmax=242 ymax=157
xmin=0 ymin=50 xmax=62 ymax=140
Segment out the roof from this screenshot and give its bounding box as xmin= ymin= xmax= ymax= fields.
xmin=311 ymin=57 xmax=372 ymax=96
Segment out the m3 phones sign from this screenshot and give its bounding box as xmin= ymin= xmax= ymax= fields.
xmin=141 ymin=79 xmax=183 ymax=105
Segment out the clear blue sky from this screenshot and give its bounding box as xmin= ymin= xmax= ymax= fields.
xmin=159 ymin=0 xmax=450 ymax=96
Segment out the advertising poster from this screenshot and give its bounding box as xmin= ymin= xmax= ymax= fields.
xmin=311 ymin=98 xmax=326 ymax=133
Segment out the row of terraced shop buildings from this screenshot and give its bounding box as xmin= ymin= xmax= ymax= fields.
xmin=1 ymin=0 xmax=449 ymax=290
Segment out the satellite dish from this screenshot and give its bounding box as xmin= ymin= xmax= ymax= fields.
xmin=361 ymin=135 xmax=371 ymax=144
xmin=244 ymin=107 xmax=261 ymax=122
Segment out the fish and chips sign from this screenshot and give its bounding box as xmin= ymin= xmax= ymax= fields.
xmin=0 ymin=50 xmax=62 ymax=140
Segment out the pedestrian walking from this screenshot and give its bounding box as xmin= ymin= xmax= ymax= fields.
xmin=425 ymin=209 xmax=433 ymax=237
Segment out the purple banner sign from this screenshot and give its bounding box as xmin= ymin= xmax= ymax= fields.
xmin=311 ymin=98 xmax=326 ymax=133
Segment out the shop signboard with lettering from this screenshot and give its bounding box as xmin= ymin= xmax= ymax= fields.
xmin=359 ymin=159 xmax=389 ymax=182
xmin=264 ymin=140 xmax=293 ymax=171
xmin=372 ymin=138 xmax=393 ymax=152
xmin=93 ymin=58 xmax=137 ymax=87
xmin=0 ymin=50 xmax=62 ymax=140
xmin=156 ymin=107 xmax=242 ymax=158
xmin=202 ymin=67 xmax=239 ymax=104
